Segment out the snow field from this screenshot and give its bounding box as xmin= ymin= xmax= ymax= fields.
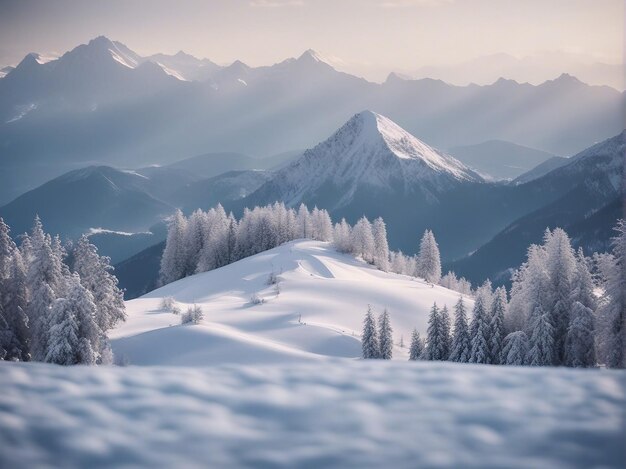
xmin=111 ymin=240 xmax=470 ymax=365
xmin=0 ymin=361 xmax=623 ymax=468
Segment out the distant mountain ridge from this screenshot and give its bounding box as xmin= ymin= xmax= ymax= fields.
xmin=0 ymin=36 xmax=623 ymax=206
xmin=448 ymin=140 xmax=559 ymax=180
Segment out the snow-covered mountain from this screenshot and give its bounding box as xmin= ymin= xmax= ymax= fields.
xmin=448 ymin=130 xmax=625 ymax=285
xmin=111 ymin=239 xmax=470 ymax=365
xmin=0 ymin=166 xmax=176 ymax=239
xmin=1 ymin=37 xmax=623 ymax=208
xmin=246 ymin=111 xmax=481 ymax=211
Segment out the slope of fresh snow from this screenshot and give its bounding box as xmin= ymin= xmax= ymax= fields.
xmin=254 ymin=111 xmax=482 ymax=208
xmin=1 ymin=361 xmax=624 ymax=468
xmin=111 ymin=240 xmax=469 ymax=366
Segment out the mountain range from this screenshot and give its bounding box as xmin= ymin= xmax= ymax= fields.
xmin=112 ymin=113 xmax=624 ymax=298
xmin=0 ymin=36 xmax=623 ymax=204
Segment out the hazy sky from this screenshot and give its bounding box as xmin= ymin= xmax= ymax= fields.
xmin=0 ymin=0 xmax=622 ymax=81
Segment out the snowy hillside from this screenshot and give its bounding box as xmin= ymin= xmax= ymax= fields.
xmin=1 ymin=361 xmax=623 ymax=468
xmin=111 ymin=240 xmax=469 ymax=365
xmin=247 ymin=111 xmax=481 ymax=210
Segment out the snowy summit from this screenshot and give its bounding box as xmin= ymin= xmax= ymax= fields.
xmin=253 ymin=110 xmax=481 ymax=209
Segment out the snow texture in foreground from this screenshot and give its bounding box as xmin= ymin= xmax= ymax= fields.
xmin=111 ymin=240 xmax=471 ymax=366
xmin=0 ymin=361 xmax=624 ymax=468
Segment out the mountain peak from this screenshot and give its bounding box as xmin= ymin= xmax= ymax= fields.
xmin=87 ymin=35 xmax=116 ymax=50
xmin=247 ymin=111 xmax=481 ymax=211
xmin=347 ymin=111 xmax=480 ymax=179
xmin=296 ymin=49 xmax=333 ymax=67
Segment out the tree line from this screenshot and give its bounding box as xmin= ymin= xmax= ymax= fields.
xmin=159 ymin=203 xmax=471 ymax=295
xmin=361 ymin=221 xmax=625 ymax=369
xmin=0 ymin=217 xmax=126 ymax=364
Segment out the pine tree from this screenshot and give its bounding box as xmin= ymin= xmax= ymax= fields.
xmin=449 ymin=297 xmax=471 ymax=363
xmin=333 ymin=219 xmax=352 ymax=253
xmin=416 ymin=230 xmax=441 ymax=284
xmin=596 ymin=220 xmax=625 ymax=368
xmin=46 ymin=273 xmax=100 ymax=365
xmin=45 ymin=296 xmax=79 ymax=365
xmin=565 ymin=301 xmax=596 ymax=368
xmin=489 ymin=287 xmax=507 ymax=364
xmin=390 ymin=250 xmax=407 ymax=275
xmin=297 ymin=204 xmax=312 ymax=239
xmin=527 ymin=310 xmax=555 ymax=366
xmin=159 ymin=209 xmax=188 ymax=285
xmin=426 ymin=303 xmax=446 ymax=360
xmin=501 ymin=331 xmax=529 ymax=366
xmin=409 ymin=329 xmax=423 ymax=360
xmin=73 ymin=235 xmax=126 ymax=337
xmin=372 ymin=218 xmax=390 ymax=272
xmin=571 ymin=248 xmax=596 ymax=310
xmin=0 ymin=218 xmax=28 ymax=361
xmin=439 ymin=305 xmax=451 ymax=360
xmin=362 ymin=305 xmax=379 ymax=359
xmin=469 ymin=293 xmax=490 ymax=364
xmin=0 ymin=249 xmax=29 ymax=360
xmin=25 ymin=217 xmax=65 ymax=361
xmin=507 ymin=244 xmax=550 ymax=334
xmin=544 ymin=228 xmax=577 ymax=365
xmin=378 ymin=309 xmax=393 ymax=359
xmin=352 ymin=217 xmax=375 ymax=264
xmin=226 ymin=215 xmax=238 ymax=264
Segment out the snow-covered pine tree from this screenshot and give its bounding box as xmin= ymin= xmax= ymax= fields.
xmin=25 ymin=217 xmax=66 ymax=361
xmin=390 ymin=250 xmax=407 ymax=275
xmin=527 ymin=309 xmax=555 ymax=366
xmin=184 ymin=209 xmax=209 ymax=273
xmin=0 ymin=248 xmax=29 ymax=360
xmin=416 ymin=230 xmax=441 ymax=284
xmin=352 ymin=217 xmax=375 ymax=264
xmin=571 ymin=248 xmax=596 ymax=310
xmin=544 ymin=228 xmax=577 ymax=365
xmin=409 ymin=329 xmax=423 ymax=360
xmin=226 ymin=214 xmax=238 ymax=264
xmin=362 ymin=305 xmax=379 ymax=359
xmin=44 ymin=296 xmax=78 ymax=365
xmin=439 ymin=305 xmax=451 ymax=360
xmin=565 ymin=301 xmax=596 ymax=368
xmin=333 ymin=219 xmax=352 ymax=253
xmin=72 ymin=235 xmax=126 ymax=341
xmin=489 ymin=286 xmax=507 ymax=364
xmin=311 ymin=207 xmax=333 ymax=242
xmin=469 ymin=292 xmax=490 ymax=364
xmin=596 ymin=219 xmax=625 ymax=368
xmin=46 ymin=273 xmax=100 ymax=365
xmin=507 ymin=244 xmax=549 ymax=333
xmin=372 ymin=217 xmax=390 ymax=272
xmin=0 ymin=218 xmax=28 ymax=360
xmin=449 ymin=297 xmax=471 ymax=363
xmin=426 ymin=302 xmax=445 ymax=360
xmin=501 ymin=331 xmax=529 ymax=366
xmin=159 ymin=209 xmax=188 ymax=285
xmin=378 ymin=309 xmax=393 ymax=359
xmin=297 ymin=204 xmax=312 ymax=239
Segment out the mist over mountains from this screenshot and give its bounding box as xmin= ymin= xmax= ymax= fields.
xmin=0 ymin=36 xmax=623 ymax=204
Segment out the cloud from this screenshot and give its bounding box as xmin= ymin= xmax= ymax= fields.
xmin=378 ymin=0 xmax=453 ymax=7
xmin=250 ymin=0 xmax=304 ymax=7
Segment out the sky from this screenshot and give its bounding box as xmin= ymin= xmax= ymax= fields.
xmin=0 ymin=0 xmax=623 ymax=84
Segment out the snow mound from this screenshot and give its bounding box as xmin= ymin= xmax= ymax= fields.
xmin=111 ymin=240 xmax=469 ymax=366
xmin=1 ymin=361 xmax=623 ymax=467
